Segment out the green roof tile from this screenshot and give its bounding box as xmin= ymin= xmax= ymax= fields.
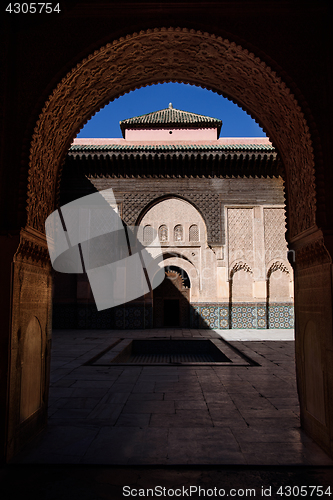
xmin=69 ymin=143 xmax=275 ymax=155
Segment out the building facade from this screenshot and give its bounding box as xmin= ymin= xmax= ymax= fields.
xmin=53 ymin=105 xmax=294 ymax=330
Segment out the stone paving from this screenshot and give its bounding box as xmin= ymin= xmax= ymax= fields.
xmin=12 ymin=328 xmax=333 ymax=466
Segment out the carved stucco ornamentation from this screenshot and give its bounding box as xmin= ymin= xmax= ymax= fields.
xmin=264 ymin=208 xmax=288 ymax=265
xmin=230 ymin=261 xmax=253 ymax=278
xmin=267 ymin=261 xmax=290 ymax=278
xmin=228 ymin=208 xmax=253 ymax=266
xmin=123 ymin=193 xmax=154 ymax=225
xmin=165 ymin=270 xmax=186 ymax=291
xmin=189 ymin=193 xmax=221 ymax=243
xmin=28 ymin=28 xmax=315 ymax=238
xmin=123 ymin=191 xmax=221 ymax=243
xmin=14 ymin=226 xmax=51 ymax=267
xmin=296 ymin=239 xmax=332 ymax=270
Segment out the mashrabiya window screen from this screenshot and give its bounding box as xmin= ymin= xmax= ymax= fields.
xmin=143 ymin=225 xmax=154 ymax=244
xmin=189 ymin=224 xmax=199 ymax=242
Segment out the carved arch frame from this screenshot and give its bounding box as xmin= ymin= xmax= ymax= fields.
xmin=158 ymin=256 xmax=199 ymax=298
xmin=266 ymin=258 xmax=293 ymax=280
xmin=134 ymin=193 xmax=209 ymax=239
xmin=229 ymin=260 xmax=254 ymax=308
xmin=266 ymin=258 xmax=293 ymax=306
xmin=229 ymin=260 xmax=253 ymax=280
xmin=27 ymin=27 xmax=316 ymax=241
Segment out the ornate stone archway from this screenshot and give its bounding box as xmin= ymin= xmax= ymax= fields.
xmin=27 ymin=27 xmax=315 ymax=239
xmin=8 ymin=27 xmax=333 ymax=461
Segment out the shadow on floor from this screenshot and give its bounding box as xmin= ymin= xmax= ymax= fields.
xmin=9 ymin=329 xmax=333 ymax=469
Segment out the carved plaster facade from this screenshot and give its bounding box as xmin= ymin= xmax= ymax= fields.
xmin=54 ymin=118 xmax=294 ymax=330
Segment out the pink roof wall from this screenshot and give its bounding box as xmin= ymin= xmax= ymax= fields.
xmin=124 ymin=127 xmax=218 ymax=141
xmin=73 ymin=137 xmax=271 ymax=146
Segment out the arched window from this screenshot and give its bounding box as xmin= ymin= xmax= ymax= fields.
xmin=158 ymin=224 xmax=168 ymax=242
xmin=174 ymin=224 xmax=183 ymax=242
xmin=189 ymin=224 xmax=199 ymax=242
xmin=143 ymin=225 xmax=154 ymax=244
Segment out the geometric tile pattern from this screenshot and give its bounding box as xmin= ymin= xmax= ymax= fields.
xmin=268 ymin=303 xmax=294 ymax=329
xmin=190 ymin=305 xmax=221 ymax=329
xmin=53 ymin=303 xmax=153 ymax=330
xmin=190 ymin=303 xmax=294 ymax=330
xmin=53 ymin=302 xmax=294 ymax=330
xmin=231 ymin=305 xmax=257 ymax=329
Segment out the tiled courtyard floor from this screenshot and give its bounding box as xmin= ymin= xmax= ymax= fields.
xmin=12 ymin=328 xmax=333 ymax=466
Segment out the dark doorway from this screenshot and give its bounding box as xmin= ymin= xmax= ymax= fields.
xmin=153 ymin=267 xmax=190 ymax=327
xmin=164 ymin=299 xmax=180 ymax=326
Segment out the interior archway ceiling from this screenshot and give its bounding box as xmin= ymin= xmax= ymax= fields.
xmin=28 ymin=27 xmax=315 ymax=238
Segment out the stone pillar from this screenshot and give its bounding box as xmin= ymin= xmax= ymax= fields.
xmin=217 ymin=264 xmax=229 ymax=300
xmin=4 ymin=227 xmax=52 ymax=462
xmin=292 ymin=228 xmax=333 ymax=457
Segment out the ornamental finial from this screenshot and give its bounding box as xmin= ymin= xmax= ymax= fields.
xmin=169 ymin=103 xmax=173 ymax=109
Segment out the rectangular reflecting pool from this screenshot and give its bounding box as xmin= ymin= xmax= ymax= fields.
xmin=112 ymin=339 xmax=231 ymax=364
xmin=87 ymin=337 xmax=259 ymax=367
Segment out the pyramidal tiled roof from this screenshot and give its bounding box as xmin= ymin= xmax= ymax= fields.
xmin=120 ymin=103 xmax=222 ymax=137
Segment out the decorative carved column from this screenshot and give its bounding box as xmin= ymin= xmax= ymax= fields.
xmin=5 ymin=227 xmax=52 ymax=461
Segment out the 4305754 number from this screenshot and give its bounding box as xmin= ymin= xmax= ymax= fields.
xmin=276 ymin=485 xmax=332 ymax=497
xmin=5 ymin=3 xmax=60 ymax=13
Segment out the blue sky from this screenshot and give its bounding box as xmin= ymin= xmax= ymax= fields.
xmin=77 ymin=82 xmax=266 ymax=139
